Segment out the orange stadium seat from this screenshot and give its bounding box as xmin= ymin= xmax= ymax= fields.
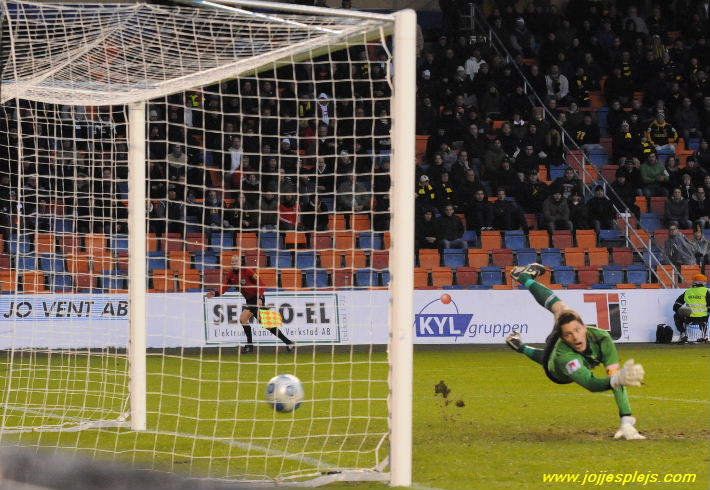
xmin=371 ymin=250 xmax=389 ymax=269
xmin=320 ymin=250 xmax=343 ymax=269
xmin=350 ymin=214 xmax=371 ymax=231
xmin=414 ymin=268 xmax=429 ymax=288
xmin=243 ymin=250 xmax=267 ymax=268
xmin=313 ymin=232 xmax=333 ymax=249
xmin=480 ymin=230 xmax=502 ymax=249
xmin=431 ymin=267 xmax=453 ymax=287
xmin=91 ymin=252 xmax=114 ymax=273
xmin=588 ymin=247 xmax=610 ymax=266
xmin=67 ymin=252 xmax=91 ymax=274
xmin=185 ymin=233 xmax=207 ymax=252
xmin=334 ymin=231 xmax=356 ymax=250
xmin=656 ymin=265 xmax=676 ymax=288
xmin=575 ymin=230 xmax=597 ymax=249
xmin=612 ymin=248 xmax=633 ymax=266
xmin=35 ymin=233 xmax=56 ymax=254
xmin=178 ymin=269 xmax=201 ymax=292
xmin=169 ymin=251 xmax=192 ymax=273
xmin=467 ymin=249 xmax=489 ymax=269
xmin=491 ymin=248 xmax=514 ymax=267
xmin=419 ymin=249 xmax=440 ymax=268
xmin=455 ymin=267 xmax=478 ymax=286
xmin=256 ymin=269 xmax=278 ymax=288
xmin=0 ymin=270 xmax=17 ymax=292
xmin=332 ymin=268 xmax=354 ymax=288
xmin=284 ymin=231 xmax=309 ymax=249
xmin=235 ymin=232 xmax=258 ymax=251
xmin=552 ymin=230 xmax=573 ymax=248
xmin=22 ymin=271 xmax=47 ymax=293
xmin=564 ymin=247 xmax=586 ymax=267
xmin=60 ymin=234 xmax=83 ymax=254
xmin=85 ymin=234 xmax=107 ymax=255
xmin=344 ymin=250 xmax=367 ymax=268
xmin=153 ymin=269 xmax=177 ymax=292
xmin=328 ymin=214 xmax=347 ymax=231
xmin=280 ymin=269 xmax=303 ymax=289
xmin=162 ymin=233 xmax=183 ymax=252
xmin=528 ymin=230 xmax=550 ymax=249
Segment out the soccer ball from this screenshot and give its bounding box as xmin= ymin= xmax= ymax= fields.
xmin=265 ymin=374 xmax=305 ymax=413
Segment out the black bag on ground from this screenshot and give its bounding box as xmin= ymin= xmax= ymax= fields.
xmin=656 ymin=324 xmax=674 ymax=343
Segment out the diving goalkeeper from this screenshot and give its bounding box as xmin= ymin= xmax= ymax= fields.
xmin=206 ymin=256 xmax=293 ymax=354
xmin=505 ymin=263 xmax=646 ymax=440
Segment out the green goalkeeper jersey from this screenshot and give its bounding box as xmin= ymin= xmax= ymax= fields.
xmin=547 ymin=326 xmax=632 ymax=416
xmin=548 ymin=326 xmax=618 ymax=390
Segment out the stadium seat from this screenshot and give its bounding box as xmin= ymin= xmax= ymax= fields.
xmin=110 ymin=234 xmax=129 ymax=254
xmin=634 ymin=196 xmax=649 ymax=214
xmin=0 ymin=253 xmax=9 ymax=269
xmin=642 ymin=247 xmax=665 ymax=267
xmin=371 ymin=250 xmax=389 ymax=269
xmin=491 ymin=248 xmax=514 ymax=267
xmin=220 ymin=250 xmax=240 ymax=268
xmin=640 ymin=283 xmax=662 ymax=289
xmin=320 ymin=250 xmax=343 ymax=269
xmin=552 ymin=266 xmax=576 ymax=286
xmin=626 ymin=265 xmax=648 ymax=285
xmin=681 ymin=264 xmax=702 ymax=283
xmin=528 ymin=230 xmax=550 ymax=249
xmin=601 ymin=165 xmax=618 ymax=182
xmin=601 ymin=265 xmax=624 ymax=285
xmin=243 ymin=250 xmax=267 ymax=267
xmin=330 ymin=268 xmax=353 ymax=288
xmin=334 ymin=231 xmax=357 ymax=250
xmin=591 ymin=283 xmax=614 ymax=289
xmin=649 ymin=197 xmax=666 ymax=215
xmin=480 ymin=266 xmax=503 ymax=287
xmin=85 ymin=234 xmax=108 ymax=255
xmin=355 ymin=268 xmax=379 ymax=287
xmin=40 ymin=254 xmax=66 ymax=273
xmin=413 ymin=268 xmax=429 ymax=288
xmin=462 ymin=230 xmax=477 ymax=246
xmin=598 ymin=229 xmax=625 ymax=247
xmin=564 ymin=247 xmax=586 ymax=267
xmin=22 ymin=271 xmax=47 ymax=293
xmin=688 ymin=138 xmax=701 ymax=150
xmin=0 ymin=270 xmax=17 ymax=292
xmin=615 ymin=283 xmax=637 ymax=289
xmin=577 ymin=266 xmax=600 ymax=286
xmin=480 ymin=231 xmax=502 ymax=249
xmin=55 ymin=219 xmax=74 ymax=233
xmin=344 ymin=250 xmax=367 ymax=268
xmin=147 ymin=254 xmax=168 ymax=272
xmin=328 ymin=214 xmax=348 ymax=231
xmin=75 ymin=273 xmax=97 ymax=292
xmin=383 ymin=232 xmax=391 ymax=250
xmin=8 ymin=235 xmax=32 ymax=255
xmin=280 ymin=269 xmax=303 ymax=288
xmin=268 ymin=251 xmax=293 ymax=268
xmin=588 ymin=247 xmax=610 ymax=266
xmin=358 ymin=232 xmax=384 ymax=250
xmin=168 ymin=251 xmax=192 ymax=274
xmin=442 ymin=249 xmax=466 ymax=268
xmin=178 ymin=269 xmax=201 ymax=291
xmin=611 ymin=247 xmax=633 ymax=266
xmin=162 ymin=233 xmax=183 ymax=252
xmin=259 ymin=231 xmax=282 ymax=250
xmin=313 ymin=232 xmax=333 ymax=249
xmin=59 ymin=234 xmax=82 ymax=254
xmin=431 ymin=267 xmax=453 ymax=287
xmin=655 ymin=265 xmax=676 ymax=287
xmin=203 ymin=269 xmax=223 ymax=291
xmin=235 ymin=232 xmax=258 ymax=251
xmin=256 ymin=268 xmax=279 ymax=288
xmin=210 ymin=232 xmax=234 ymax=251
xmin=35 ymin=233 xmax=56 ymax=254
xmin=185 ymin=233 xmax=207 ymax=252
xmin=629 ymin=229 xmax=650 ymax=249
xmin=16 ymin=255 xmax=36 ymax=270
xmin=455 ymin=267 xmax=478 ymax=287
xmin=147 ymin=233 xmax=160 ymax=253
xmin=515 ymin=248 xmax=537 ymax=265
xmin=503 ymin=230 xmax=526 ymax=250
xmin=152 ymin=269 xmax=177 ymax=292
xmin=350 ymin=214 xmax=371 ymax=231
xmin=551 ymin=230 xmax=573 ymax=248
xmin=575 ymin=230 xmax=597 ymax=249
xmin=654 ymin=229 xmax=669 ymax=249
xmin=467 ymin=249 xmax=489 ymax=268
xmin=66 ymin=252 xmax=91 ymax=274
xmin=101 ymin=271 xmax=126 ymax=291
xmin=50 ymin=274 xmax=74 ymax=292
xmin=540 ymin=248 xmax=562 ymax=267
xmin=193 ymin=252 xmax=219 ymax=270
xmin=304 ymin=270 xmax=329 ymax=288
xmin=418 ymin=249 xmax=440 ymax=268
xmin=295 ymin=251 xmax=318 ymax=270
xmin=284 ymin=231 xmax=308 ymax=249
xmin=640 ymin=213 xmax=662 ymax=233
xmin=381 ymin=270 xmax=391 ymax=286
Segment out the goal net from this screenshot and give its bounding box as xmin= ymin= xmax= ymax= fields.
xmin=0 ymin=0 xmax=414 ymax=485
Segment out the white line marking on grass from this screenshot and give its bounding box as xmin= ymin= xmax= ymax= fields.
xmin=411 ymin=483 xmax=450 ymax=490
xmin=601 ymin=394 xmax=710 ymax=404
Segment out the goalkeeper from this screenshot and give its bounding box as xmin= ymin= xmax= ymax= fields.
xmin=207 ymin=256 xmax=294 ymax=354
xmin=505 ymin=263 xmax=646 ymax=440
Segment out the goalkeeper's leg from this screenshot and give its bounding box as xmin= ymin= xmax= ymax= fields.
xmin=510 ymin=263 xmax=569 ymax=319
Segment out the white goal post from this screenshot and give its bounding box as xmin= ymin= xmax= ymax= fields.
xmin=0 ymin=0 xmax=414 ymax=486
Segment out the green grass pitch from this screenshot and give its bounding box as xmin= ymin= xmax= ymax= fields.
xmin=1 ymin=344 xmax=708 ymax=489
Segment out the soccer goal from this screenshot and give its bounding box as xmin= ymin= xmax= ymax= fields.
xmin=0 ymin=0 xmax=414 ymax=485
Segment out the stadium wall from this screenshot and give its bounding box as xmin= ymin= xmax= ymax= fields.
xmin=0 ymin=289 xmax=679 ymax=348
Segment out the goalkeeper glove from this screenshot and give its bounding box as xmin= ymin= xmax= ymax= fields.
xmin=610 ymin=359 xmax=645 ymax=389
xmin=613 ymin=415 xmax=646 ymax=440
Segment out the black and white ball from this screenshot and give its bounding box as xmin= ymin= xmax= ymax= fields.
xmin=265 ymin=374 xmax=304 ymax=413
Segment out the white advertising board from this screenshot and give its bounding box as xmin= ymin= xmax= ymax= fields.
xmin=0 ymin=288 xmax=683 ymax=348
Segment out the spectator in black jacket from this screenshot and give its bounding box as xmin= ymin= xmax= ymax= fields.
xmin=455 ymin=168 xmax=484 ymax=209
xmin=574 ymin=113 xmax=603 ymax=152
xmin=434 ymin=171 xmax=458 ymax=212
xmin=519 ymin=169 xmax=548 ymax=215
xmin=492 ymin=188 xmax=528 ymax=231
xmin=586 ymin=185 xmax=617 ymax=233
xmin=664 ymin=187 xmax=693 ymax=229
xmin=690 ymin=186 xmax=710 ymax=229
xmin=610 ymin=169 xmax=641 ymax=219
xmin=553 ymin=167 xmax=583 ymax=199
xmin=467 ymin=188 xmax=494 ymax=232
xmin=436 ymin=204 xmax=467 ymax=249
xmin=416 ymin=209 xmax=439 ymax=250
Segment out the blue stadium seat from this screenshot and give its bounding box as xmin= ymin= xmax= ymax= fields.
xmin=550 ymin=164 xmax=567 ymax=180
xmin=101 ymin=270 xmax=126 ymax=290
xmin=640 ymin=213 xmax=662 ymax=233
xmin=304 ymin=270 xmax=329 ymax=288
xmin=643 ymin=247 xmax=666 ymax=267
xmin=596 ymin=107 xmax=609 ymax=129
xmin=356 ymin=268 xmax=379 ymax=287
xmin=553 ymin=265 xmax=576 ymax=285
xmin=40 ymin=254 xmax=66 ymax=273
xmin=540 ymin=248 xmax=563 ymax=267
xmin=598 ymin=229 xmax=625 ymax=247
xmin=110 ymin=234 xmax=129 ymax=254
xmin=55 ymin=219 xmax=74 ymax=233
xmin=210 ymin=233 xmax=234 ymax=251
xmin=657 ymin=149 xmax=675 ymax=161
xmin=16 ymin=255 xmax=36 ymax=270
xmin=480 ymin=266 xmax=503 ymax=287
xmin=117 ymin=181 xmax=129 ymax=200
xmin=51 ymin=274 xmax=74 ymax=292
xmin=358 ymin=232 xmax=383 ymax=250
xmin=589 ymin=152 xmax=609 ymax=167
xmin=442 ymin=285 xmax=463 ymax=289
xmin=9 ymin=235 xmax=32 ymax=255
xmin=504 ymin=230 xmax=527 ymax=250
xmin=602 ymin=265 xmax=625 ymax=285
xmin=260 ymin=231 xmax=281 ymax=250
xmin=295 ymin=251 xmax=318 ymax=270
xmin=626 ymin=265 xmax=648 ymax=284
xmin=268 ymin=251 xmax=293 ymax=268
xmin=381 ymin=270 xmax=391 ymax=286
xmin=462 ymin=230 xmax=477 ymax=246
xmin=515 ymin=248 xmax=537 ymax=265
xmin=147 ymin=255 xmax=168 ymax=271
xmin=591 ymin=283 xmax=614 ymax=289
xmin=688 ymin=138 xmax=701 ymax=151
xmin=193 ymin=252 xmax=219 ymax=270
xmin=442 ymin=249 xmax=466 ymax=268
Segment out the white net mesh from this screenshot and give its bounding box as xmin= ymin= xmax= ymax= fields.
xmin=0 ymin=0 xmax=400 ymax=483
